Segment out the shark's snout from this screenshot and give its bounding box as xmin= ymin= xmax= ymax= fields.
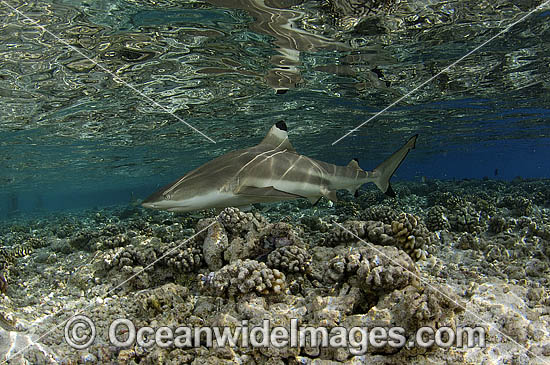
xmin=141 ymin=188 xmax=167 ymax=209
xmin=141 ymin=189 xmax=189 ymax=211
xmin=141 ymin=201 xmax=156 ymax=209
xmin=141 ymin=199 xmax=176 ymax=210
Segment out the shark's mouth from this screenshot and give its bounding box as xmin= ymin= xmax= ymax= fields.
xmin=167 ymin=206 xmax=191 ymax=212
xmin=141 ymin=202 xmax=157 ymax=209
xmin=141 ymin=201 xmax=191 ymax=212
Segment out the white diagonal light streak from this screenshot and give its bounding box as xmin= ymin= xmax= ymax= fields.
xmin=0 ymin=0 xmax=216 ymax=144
xmin=334 ymin=221 xmax=550 ymax=364
xmin=2 ymin=214 xmax=220 ymax=363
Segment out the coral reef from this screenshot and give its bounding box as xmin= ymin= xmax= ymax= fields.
xmin=324 ymin=213 xmax=432 ymax=261
xmin=201 ymin=220 xmax=228 ymax=271
xmin=0 ymin=178 xmax=549 ymax=364
xmin=361 ymin=204 xmax=399 ymax=224
xmin=456 ymin=232 xmax=483 ymax=250
xmin=323 ymin=245 xmax=419 ymax=294
xmin=488 ymin=216 xmax=511 ymax=234
xmin=218 ymin=207 xmax=268 ymax=236
xmin=199 ymin=259 xmax=287 ymax=296
xmin=448 ymin=204 xmax=484 ymax=233
xmin=266 ymin=245 xmax=312 ymax=273
xmin=262 ymin=221 xmax=304 ymax=249
xmin=425 ymin=205 xmax=451 ymax=231
xmin=164 ymin=242 xmax=203 ymax=273
xmin=390 ymin=213 xmax=433 ymax=261
xmin=300 ymin=215 xmax=330 ymax=233
xmin=498 ymin=196 xmax=533 ymax=217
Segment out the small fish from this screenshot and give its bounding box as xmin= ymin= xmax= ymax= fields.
xmin=142 ymin=121 xmax=417 ymax=212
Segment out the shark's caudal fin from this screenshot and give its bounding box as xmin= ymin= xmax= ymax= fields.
xmin=372 ymin=134 xmax=418 ymax=197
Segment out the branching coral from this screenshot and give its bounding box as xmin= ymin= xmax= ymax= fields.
xmin=325 ymin=213 xmax=432 ymax=261
xmin=391 ymin=213 xmax=432 ymax=261
xmin=267 ymin=245 xmax=312 ymax=273
xmin=218 ymin=207 xmax=268 ymax=236
xmin=324 ymin=245 xmax=419 ymax=297
xmin=200 ymin=259 xmax=286 ymax=296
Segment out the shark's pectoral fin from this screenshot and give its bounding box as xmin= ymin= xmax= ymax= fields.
xmin=235 ymin=185 xmax=304 ymax=199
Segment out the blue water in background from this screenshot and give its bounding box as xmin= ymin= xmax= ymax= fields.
xmin=2 ymin=95 xmax=550 ymax=217
xmin=1 ymin=0 xmax=549 ymax=218
xmin=2 ymin=117 xmax=548 ymax=217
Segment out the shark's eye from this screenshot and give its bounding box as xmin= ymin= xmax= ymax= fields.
xmin=164 ymin=193 xmax=172 ymax=200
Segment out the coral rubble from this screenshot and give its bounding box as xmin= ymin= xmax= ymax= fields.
xmin=0 ymin=179 xmax=549 ymax=363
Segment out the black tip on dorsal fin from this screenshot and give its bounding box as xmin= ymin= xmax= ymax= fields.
xmin=353 ymin=158 xmax=359 ymax=162
xmin=259 ymin=121 xmax=295 ymax=152
xmin=276 ymin=121 xmax=287 ymax=131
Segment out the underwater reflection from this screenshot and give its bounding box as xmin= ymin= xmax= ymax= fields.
xmin=207 ymin=0 xmax=348 ymax=93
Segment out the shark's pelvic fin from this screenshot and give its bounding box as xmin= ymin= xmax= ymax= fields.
xmin=372 ymin=134 xmax=418 ymax=197
xmin=235 ymin=185 xmax=304 ymax=199
xmin=320 ymin=186 xmax=338 ymax=202
xmin=308 ymin=196 xmax=322 ymax=205
xmin=346 ymin=159 xmax=362 ymax=197
xmin=258 ymin=120 xmax=296 ymax=152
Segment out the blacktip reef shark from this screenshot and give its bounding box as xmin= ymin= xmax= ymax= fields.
xmin=142 ymin=121 xmax=417 ymax=212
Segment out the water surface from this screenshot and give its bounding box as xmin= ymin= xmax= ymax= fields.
xmin=1 ymin=0 xmax=549 ymax=215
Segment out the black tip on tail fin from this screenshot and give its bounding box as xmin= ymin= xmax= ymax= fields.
xmin=385 ymin=184 xmax=396 ymax=198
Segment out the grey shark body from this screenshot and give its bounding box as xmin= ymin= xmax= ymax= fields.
xmin=142 ymin=121 xmax=417 ymax=212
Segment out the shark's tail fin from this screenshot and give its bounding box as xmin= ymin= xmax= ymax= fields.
xmin=372 ymin=134 xmax=418 ymax=197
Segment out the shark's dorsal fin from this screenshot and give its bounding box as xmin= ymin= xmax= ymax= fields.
xmin=259 ymin=121 xmax=295 ymax=152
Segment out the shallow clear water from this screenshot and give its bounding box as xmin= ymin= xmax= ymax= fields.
xmin=1 ymin=0 xmax=549 ymax=215
xmin=2 ymin=3 xmax=550 ymax=363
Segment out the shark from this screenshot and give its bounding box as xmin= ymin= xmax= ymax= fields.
xmin=142 ymin=121 xmax=417 ymax=212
